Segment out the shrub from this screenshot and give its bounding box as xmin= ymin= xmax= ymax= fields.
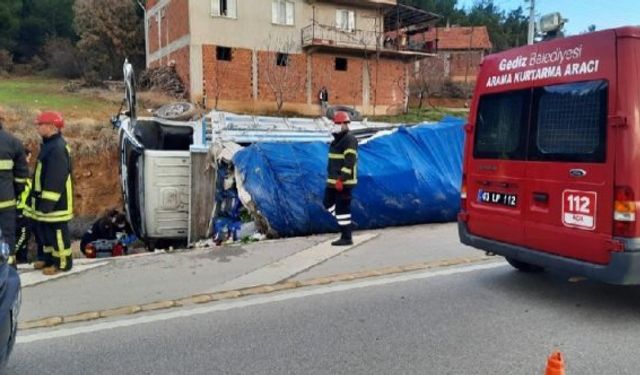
xmin=43 ymin=38 xmax=83 ymax=79
xmin=0 ymin=50 xmax=13 ymax=73
xmin=439 ymin=81 xmax=474 ymax=99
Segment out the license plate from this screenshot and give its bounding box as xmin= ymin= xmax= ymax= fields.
xmin=478 ymin=190 xmax=517 ymax=207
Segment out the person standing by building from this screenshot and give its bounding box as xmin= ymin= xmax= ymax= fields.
xmin=0 ymin=107 xmax=30 ymax=266
xmin=323 ymin=111 xmax=358 ymax=246
xmin=318 ymin=86 xmax=329 ymax=116
xmin=27 ymin=112 xmax=74 ymax=275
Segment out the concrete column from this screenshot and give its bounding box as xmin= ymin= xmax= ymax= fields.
xmin=252 ymin=49 xmax=258 ymax=101
xmin=306 ymin=54 xmax=313 ymax=105
xmin=190 ymin=44 xmax=204 ymax=103
xmin=362 ymin=58 xmax=371 ymax=111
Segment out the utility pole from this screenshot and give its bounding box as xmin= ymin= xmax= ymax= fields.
xmin=527 ymin=0 xmax=536 ymax=45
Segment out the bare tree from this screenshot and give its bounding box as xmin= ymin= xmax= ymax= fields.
xmin=409 ymin=56 xmax=446 ymax=110
xmin=394 ymin=70 xmax=410 ymax=115
xmin=262 ymin=36 xmax=306 ymax=113
xmin=211 ymin=55 xmax=229 ymax=110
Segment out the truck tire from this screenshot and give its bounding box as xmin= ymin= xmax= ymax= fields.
xmin=153 ymin=102 xmax=197 ymax=121
xmin=505 ymin=257 xmax=545 ymax=273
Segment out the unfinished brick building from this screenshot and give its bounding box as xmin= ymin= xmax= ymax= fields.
xmin=145 ymin=0 xmax=439 ymax=115
xmin=418 ymin=26 xmax=492 ymax=83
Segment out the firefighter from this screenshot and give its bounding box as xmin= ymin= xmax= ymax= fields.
xmin=28 ymin=111 xmax=74 ymax=275
xmin=0 ymin=107 xmax=30 ymax=266
xmin=15 ymin=147 xmax=33 ymax=264
xmin=323 ymin=111 xmax=358 ymax=246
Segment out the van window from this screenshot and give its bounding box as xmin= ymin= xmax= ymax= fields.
xmin=473 ymin=89 xmax=530 ymax=160
xmin=529 ymin=80 xmax=608 ymax=162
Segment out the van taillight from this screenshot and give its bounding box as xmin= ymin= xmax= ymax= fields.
xmin=460 ymin=174 xmax=467 ymax=210
xmin=614 ymin=186 xmax=636 ymax=237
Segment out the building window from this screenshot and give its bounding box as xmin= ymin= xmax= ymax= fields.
xmin=216 ymin=46 xmax=232 ymax=61
xmin=336 ymin=9 xmax=355 ymax=32
xmin=211 ymin=0 xmax=237 ymax=18
xmin=272 ymin=0 xmax=294 ymax=26
xmin=335 ymin=57 xmax=348 ymax=71
xmin=276 ymin=53 xmax=289 ymax=67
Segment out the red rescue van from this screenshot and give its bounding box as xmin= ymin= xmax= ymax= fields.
xmin=458 ymin=27 xmax=640 ymax=284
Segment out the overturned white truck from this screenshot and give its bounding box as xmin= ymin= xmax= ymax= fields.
xmin=112 ymin=62 xmax=464 ymax=250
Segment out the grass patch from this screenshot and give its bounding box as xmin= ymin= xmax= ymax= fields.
xmin=0 ymin=77 xmax=117 ymax=119
xmin=371 ymin=107 xmax=468 ymax=124
xmin=0 ymin=76 xmax=178 ymax=155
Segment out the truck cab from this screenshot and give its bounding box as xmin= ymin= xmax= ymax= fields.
xmin=114 ymin=61 xmax=198 ymax=249
xmin=459 ymin=27 xmax=640 ymax=284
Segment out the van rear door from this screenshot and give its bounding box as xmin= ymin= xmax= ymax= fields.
xmin=521 ymin=31 xmax=617 ymax=265
xmin=524 ymin=80 xmax=614 ymax=264
xmin=465 ymin=88 xmax=530 ymax=247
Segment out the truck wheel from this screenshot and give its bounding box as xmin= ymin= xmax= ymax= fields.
xmin=153 ymin=102 xmax=197 ymax=121
xmin=505 ymin=257 xmax=545 ymax=273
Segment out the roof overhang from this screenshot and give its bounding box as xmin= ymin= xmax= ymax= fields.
xmin=384 ymin=4 xmax=441 ymax=34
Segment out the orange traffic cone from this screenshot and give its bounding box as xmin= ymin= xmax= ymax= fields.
xmin=545 ymin=351 xmax=565 ymax=375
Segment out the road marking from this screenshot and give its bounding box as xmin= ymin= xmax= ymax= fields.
xmin=19 ymin=255 xmax=495 ymax=330
xmin=213 ymin=233 xmax=378 ymax=291
xmin=16 ymin=261 xmax=506 ymax=344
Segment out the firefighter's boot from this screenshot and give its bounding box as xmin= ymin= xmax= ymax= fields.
xmin=42 ymin=266 xmax=59 ymax=276
xmin=331 ymin=225 xmax=353 ymax=246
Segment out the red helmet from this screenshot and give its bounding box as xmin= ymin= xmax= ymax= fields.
xmin=35 ymin=111 xmax=64 ymax=129
xmin=333 ymin=111 xmax=351 ymax=124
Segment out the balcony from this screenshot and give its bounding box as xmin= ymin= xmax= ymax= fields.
xmin=301 ymin=4 xmax=440 ymax=59
xmin=301 ymin=23 xmax=438 ymax=59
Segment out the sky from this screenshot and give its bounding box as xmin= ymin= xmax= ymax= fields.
xmin=457 ymin=0 xmax=639 ymax=35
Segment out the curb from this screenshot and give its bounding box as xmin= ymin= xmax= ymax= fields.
xmin=19 ymin=255 xmax=494 ymax=331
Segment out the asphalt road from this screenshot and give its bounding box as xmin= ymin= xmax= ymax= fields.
xmin=10 ymin=261 xmax=640 ymax=375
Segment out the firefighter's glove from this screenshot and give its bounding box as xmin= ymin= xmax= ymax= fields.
xmin=335 ymin=178 xmax=344 ymax=192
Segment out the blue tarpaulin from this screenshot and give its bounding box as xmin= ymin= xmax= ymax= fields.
xmin=233 ymin=117 xmax=465 ymax=237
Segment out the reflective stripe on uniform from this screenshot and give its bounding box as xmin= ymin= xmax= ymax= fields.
xmin=338 ymin=220 xmax=352 ymax=226
xmin=344 ymin=164 xmax=358 ymax=185
xmin=341 ymin=167 xmax=352 ymax=174
xmin=34 ymin=161 xmax=42 ymax=192
xmin=0 ymin=200 xmax=16 ymax=209
xmin=14 ymin=177 xmax=28 ymax=184
xmin=15 ymin=226 xmax=27 ymax=252
xmin=328 ymin=153 xmax=345 ymax=160
xmin=336 ymin=214 xmax=351 ymax=220
xmin=27 ymin=175 xmax=73 ymax=222
xmin=16 ymin=180 xmax=31 ymax=210
xmin=327 ymin=178 xmax=337 ymax=184
xmin=344 ymin=149 xmax=357 ymax=156
xmin=41 ymin=190 xmax=61 ymax=201
xmin=54 ymin=229 xmax=71 ymax=270
xmin=0 ymin=159 xmax=14 ymax=170
xmin=25 ymin=211 xmax=73 ymax=223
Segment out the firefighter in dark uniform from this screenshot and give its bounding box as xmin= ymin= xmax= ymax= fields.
xmin=0 ymin=107 xmax=30 ymax=266
xmin=15 ymin=148 xmax=32 ymax=264
xmin=27 ymin=111 xmax=74 ymax=275
xmin=323 ymin=111 xmax=358 ymax=246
